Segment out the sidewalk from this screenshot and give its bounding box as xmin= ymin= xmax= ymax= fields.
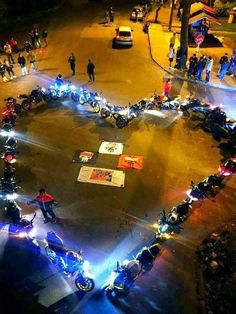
xmin=147 ymin=5 xmax=236 ymax=91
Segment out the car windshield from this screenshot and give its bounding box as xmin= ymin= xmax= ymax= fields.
xmin=119 ymin=31 xmax=131 ymax=37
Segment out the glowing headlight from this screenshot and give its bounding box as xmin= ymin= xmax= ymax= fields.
xmin=60 ymin=85 xmax=67 ymax=91
xmin=6 ymin=193 xmax=18 ymax=200
xmin=41 ymin=87 xmax=46 ymax=92
xmin=83 ymin=260 xmax=90 ymax=271
xmin=153 ymin=223 xmax=159 ymax=229
xmin=1 ymin=130 xmax=15 ymax=137
xmin=18 ymin=232 xmax=27 ymax=238
xmin=28 ymin=227 xmax=37 ymax=238
xmin=71 ymin=85 xmax=76 ymax=91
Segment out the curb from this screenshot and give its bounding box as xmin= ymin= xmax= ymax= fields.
xmin=147 ymin=25 xmax=236 ymax=92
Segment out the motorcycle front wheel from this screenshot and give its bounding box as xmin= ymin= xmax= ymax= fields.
xmin=50 ymin=90 xmax=59 ymax=100
xmin=71 ymin=92 xmax=79 ymax=102
xmin=115 ymin=116 xmax=128 ymax=129
xmin=79 ymin=95 xmax=86 ymax=104
xmin=14 ymin=104 xmax=22 ymax=114
xmin=75 ymin=275 xmax=95 ymax=292
xmin=22 ymin=100 xmax=31 ymax=111
xmin=43 ymin=94 xmax=52 ymax=102
xmin=91 ymin=102 xmax=100 ymax=113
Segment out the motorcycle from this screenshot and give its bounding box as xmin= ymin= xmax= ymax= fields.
xmin=0 ymin=123 xmax=15 ymax=137
xmin=219 ymin=157 xmax=236 ymax=176
xmin=186 ymin=180 xmax=215 ymax=201
xmin=2 ymin=108 xmax=17 ymax=125
xmin=103 ymin=259 xmax=142 ymax=297
xmin=44 ymin=240 xmax=94 ymax=292
xmin=160 ymin=96 xmax=181 ymax=110
xmin=3 ymin=136 xmax=17 ymax=155
xmin=49 ymin=81 xmax=76 ymax=100
xmin=30 ymin=86 xmax=52 ymax=103
xmin=72 ymin=88 xmax=101 ymax=113
xmin=135 ymin=243 xmax=161 ymax=272
xmin=5 ymin=97 xmax=22 ymax=114
xmin=8 ymin=212 xmax=40 ymax=256
xmin=4 ymin=200 xmax=21 ymax=222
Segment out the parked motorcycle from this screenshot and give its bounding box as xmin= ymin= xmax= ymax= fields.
xmin=5 ymin=97 xmax=22 ymax=114
xmin=4 ymin=200 xmax=21 ymax=222
xmin=72 ymin=88 xmax=101 ymax=113
xmin=8 ymin=213 xmax=40 ymax=256
xmin=2 ymin=108 xmax=17 ymax=125
xmin=49 ymin=81 xmax=76 ymax=100
xmin=135 ymin=243 xmax=161 ymax=272
xmin=45 ymin=238 xmax=94 ymax=292
xmin=219 ymin=157 xmax=236 ymax=176
xmin=103 ymin=259 xmax=142 ymax=297
xmin=186 ymin=180 xmax=215 ymax=201
xmin=30 ymin=86 xmax=52 ymax=103
xmin=0 ymin=123 xmax=15 ymax=137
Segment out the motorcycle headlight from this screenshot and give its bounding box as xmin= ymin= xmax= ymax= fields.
xmin=18 ymin=231 xmax=27 ymax=238
xmin=71 ymin=85 xmax=76 ymax=91
xmin=6 ymin=193 xmax=18 ymax=200
xmin=28 ymin=227 xmax=37 ymax=238
xmin=60 ymin=85 xmax=67 ymax=92
xmin=41 ymin=88 xmax=46 ymax=92
xmin=83 ymin=260 xmax=90 ymax=271
xmin=1 ymin=130 xmax=15 ymax=137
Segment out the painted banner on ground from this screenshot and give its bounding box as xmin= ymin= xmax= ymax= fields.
xmin=72 ymin=150 xmax=98 ymax=164
xmin=98 ymin=141 xmax=124 ymax=155
xmin=117 ymin=154 xmax=144 ymax=170
xmin=77 ymin=166 xmax=125 ymax=187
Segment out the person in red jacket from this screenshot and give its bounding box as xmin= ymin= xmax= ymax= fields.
xmin=29 ymin=188 xmax=57 ymax=223
xmin=163 ymin=78 xmax=171 ymax=99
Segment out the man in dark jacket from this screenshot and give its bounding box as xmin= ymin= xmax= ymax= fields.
xmin=17 ymin=53 xmax=27 ymax=76
xmin=68 ymin=53 xmax=76 ymax=75
xmin=188 ymin=54 xmax=198 ymax=77
xmin=87 ymin=59 xmax=95 ymax=81
xmin=28 ymin=188 xmax=57 ymax=223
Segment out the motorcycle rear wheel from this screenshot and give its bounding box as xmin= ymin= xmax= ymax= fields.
xmin=75 ymin=276 xmax=95 ymax=292
xmin=22 ymin=100 xmax=31 ymax=111
xmin=116 ymin=116 xmax=128 ymax=129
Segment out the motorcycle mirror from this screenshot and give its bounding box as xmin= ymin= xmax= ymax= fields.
xmin=116 ymin=261 xmax=120 ymax=268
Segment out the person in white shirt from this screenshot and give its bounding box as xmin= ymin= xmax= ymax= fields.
xmin=205 ymin=56 xmax=213 ymax=83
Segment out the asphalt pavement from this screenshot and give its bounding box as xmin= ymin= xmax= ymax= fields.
xmin=0 ymin=1 xmax=236 ymax=313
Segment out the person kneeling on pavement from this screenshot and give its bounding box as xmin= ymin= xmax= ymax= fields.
xmin=28 ymin=188 xmax=57 ymax=223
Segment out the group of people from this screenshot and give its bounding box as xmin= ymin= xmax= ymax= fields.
xmin=0 ymin=27 xmax=48 ymax=82
xmin=104 ymin=6 xmax=114 ymax=24
xmin=187 ymin=51 xmax=236 ymax=83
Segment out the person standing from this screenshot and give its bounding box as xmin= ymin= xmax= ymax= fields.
xmin=205 ymin=56 xmax=213 ymax=83
xmin=27 ymin=51 xmax=36 ymax=72
xmin=34 ymin=28 xmax=41 ymax=48
xmin=163 ymin=78 xmax=171 ymax=98
xmin=168 ymin=46 xmax=175 ymax=68
xmin=28 ymin=188 xmax=57 ymax=223
xmin=42 ymin=30 xmax=48 ymax=47
xmin=219 ymin=60 xmax=229 ymax=81
xmin=24 ymin=40 xmax=32 ymax=53
xmin=175 ymin=46 xmax=181 ymax=69
xmin=17 ymin=53 xmax=28 ymax=76
xmin=0 ymin=61 xmax=9 ymax=82
xmin=109 ymin=7 xmax=114 ymax=23
xmin=4 ymin=43 xmax=14 ymax=64
xmin=29 ymin=30 xmax=35 ymax=48
xmin=218 ymin=53 xmax=228 ymax=76
xmin=169 ymin=32 xmax=176 ymax=48
xmin=4 ymin=59 xmax=16 ymax=79
xmin=188 ymin=54 xmax=198 ymax=77
xmin=68 ymin=53 xmax=76 ymax=75
xmin=196 ymin=56 xmax=207 ymax=81
xmin=87 ymin=59 xmax=95 ymax=82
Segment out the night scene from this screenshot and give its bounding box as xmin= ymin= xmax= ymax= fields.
xmin=0 ymin=0 xmax=236 ymax=313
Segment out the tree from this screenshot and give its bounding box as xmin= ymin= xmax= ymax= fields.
xmin=178 ymin=0 xmax=191 ymax=70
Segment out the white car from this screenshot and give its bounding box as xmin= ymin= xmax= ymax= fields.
xmin=113 ymin=26 xmax=133 ymax=48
